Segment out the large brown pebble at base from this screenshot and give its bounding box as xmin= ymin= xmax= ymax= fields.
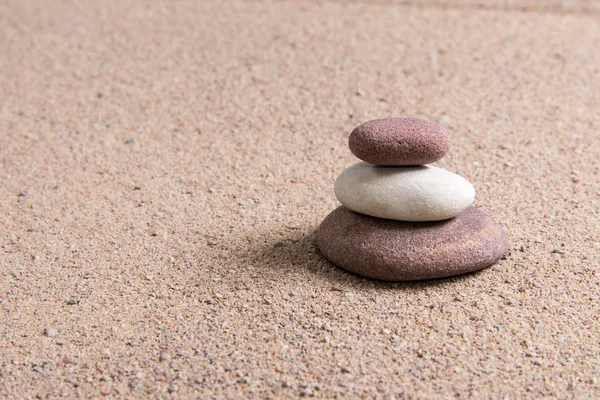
xmin=317 ymin=206 xmax=508 ymax=281
xmin=349 ymin=117 xmax=450 ymax=166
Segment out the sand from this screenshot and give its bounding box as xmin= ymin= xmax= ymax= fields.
xmin=1 ymin=0 xmax=599 ymax=398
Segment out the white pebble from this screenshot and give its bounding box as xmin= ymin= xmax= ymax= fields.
xmin=334 ymin=162 xmax=475 ymax=221
xmin=44 ymin=328 xmax=57 ymax=337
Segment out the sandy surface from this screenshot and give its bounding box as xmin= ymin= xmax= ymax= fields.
xmin=1 ymin=0 xmax=599 ymax=398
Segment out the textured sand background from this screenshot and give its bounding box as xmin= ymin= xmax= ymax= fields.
xmin=1 ymin=0 xmax=599 ymax=398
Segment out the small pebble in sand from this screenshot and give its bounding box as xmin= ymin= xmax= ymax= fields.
xmin=159 ymin=351 xmax=171 ymax=362
xmin=44 ymin=328 xmax=58 ymax=337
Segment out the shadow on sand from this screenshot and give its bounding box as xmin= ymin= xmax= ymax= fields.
xmin=245 ymin=226 xmax=485 ymax=291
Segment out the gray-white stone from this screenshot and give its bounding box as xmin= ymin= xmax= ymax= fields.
xmin=334 ymin=162 xmax=475 ymax=221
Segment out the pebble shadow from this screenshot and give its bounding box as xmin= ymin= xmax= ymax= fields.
xmin=251 ymin=226 xmax=486 ymax=291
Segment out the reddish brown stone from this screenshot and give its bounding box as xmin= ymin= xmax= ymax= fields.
xmin=348 ymin=118 xmax=449 ymax=166
xmin=317 ymin=206 xmax=507 ymax=281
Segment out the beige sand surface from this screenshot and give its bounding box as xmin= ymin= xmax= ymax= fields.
xmin=1 ymin=0 xmax=599 ymax=398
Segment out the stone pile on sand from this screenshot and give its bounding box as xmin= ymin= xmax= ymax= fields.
xmin=318 ymin=117 xmax=508 ymax=281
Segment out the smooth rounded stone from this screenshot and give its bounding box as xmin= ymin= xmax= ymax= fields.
xmin=334 ymin=162 xmax=475 ymax=222
xmin=317 ymin=206 xmax=508 ymax=281
xmin=349 ymin=117 xmax=450 ymax=166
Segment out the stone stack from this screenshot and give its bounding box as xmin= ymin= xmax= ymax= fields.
xmin=317 ymin=118 xmax=508 ymax=281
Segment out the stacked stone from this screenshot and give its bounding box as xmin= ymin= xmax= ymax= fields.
xmin=318 ymin=118 xmax=508 ymax=281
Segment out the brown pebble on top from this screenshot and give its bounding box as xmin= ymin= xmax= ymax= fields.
xmin=317 ymin=206 xmax=508 ymax=281
xmin=349 ymin=117 xmax=450 ymax=166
